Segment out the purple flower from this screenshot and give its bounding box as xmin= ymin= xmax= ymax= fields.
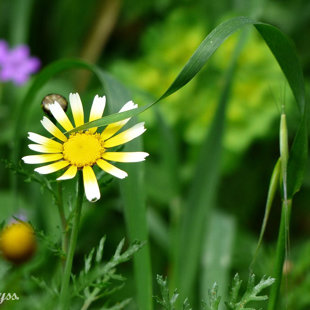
xmin=0 ymin=40 xmax=41 ymax=86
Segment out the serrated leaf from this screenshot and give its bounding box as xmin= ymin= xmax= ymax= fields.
xmin=96 ymin=236 xmax=106 ymax=263
xmin=84 ymin=248 xmax=95 ymax=274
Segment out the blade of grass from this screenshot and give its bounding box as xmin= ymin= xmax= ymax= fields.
xmin=119 ymin=137 xmax=153 ymax=310
xmin=172 ymin=29 xmax=249 ymax=303
xmin=267 ymin=112 xmax=291 ymax=310
xmin=147 ymin=207 xmax=169 ymax=252
xmin=287 ymin=113 xmax=308 ymax=198
xmin=100 ymin=72 xmax=153 ymax=310
xmin=201 ymin=210 xmax=236 ymax=309
xmin=267 ymin=199 xmax=292 ymax=310
xmin=250 ymin=158 xmax=281 ymax=267
xmin=16 ymin=17 xmax=306 ymax=139
xmin=9 ymin=0 xmax=34 ymax=45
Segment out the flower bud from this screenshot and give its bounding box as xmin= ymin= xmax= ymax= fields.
xmin=41 ymin=94 xmax=68 ymax=117
xmin=0 ymin=222 xmax=36 ymax=264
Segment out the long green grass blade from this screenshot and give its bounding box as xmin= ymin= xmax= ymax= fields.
xmin=17 ymin=17 xmax=306 ymax=138
xmin=172 ymin=28 xmax=248 ymax=303
xmin=9 ymin=0 xmax=34 ymax=44
xmin=201 ymin=211 xmax=236 ymax=309
xmin=267 ymin=200 xmax=292 ymax=310
xmin=287 ymin=113 xmax=308 ymax=198
xmin=251 ymin=158 xmax=281 ymax=267
xmin=99 ymin=73 xmax=153 ymax=310
xmin=267 ymin=111 xmax=291 ymax=310
xmin=120 ymin=137 xmax=153 ymax=310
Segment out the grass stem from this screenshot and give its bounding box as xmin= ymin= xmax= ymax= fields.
xmin=267 ymin=199 xmax=292 ymax=310
xmin=56 ymin=182 xmax=68 ymax=264
xmin=60 ymin=172 xmax=84 ymax=309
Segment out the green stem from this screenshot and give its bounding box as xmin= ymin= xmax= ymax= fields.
xmin=81 ymin=288 xmax=100 ymax=310
xmin=267 ymin=199 xmax=292 ymax=310
xmin=60 ymin=172 xmax=84 ymax=309
xmin=56 ymin=183 xmax=68 ymax=263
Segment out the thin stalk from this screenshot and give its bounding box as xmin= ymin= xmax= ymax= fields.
xmin=267 ymin=199 xmax=292 ymax=310
xmin=56 ymin=183 xmax=68 ymax=262
xmin=250 ymin=158 xmax=281 ymax=268
xmin=60 ymin=172 xmax=84 ymax=309
xmin=268 ymin=111 xmax=291 ymax=309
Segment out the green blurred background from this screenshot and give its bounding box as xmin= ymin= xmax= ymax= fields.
xmin=0 ymin=0 xmax=310 ymax=309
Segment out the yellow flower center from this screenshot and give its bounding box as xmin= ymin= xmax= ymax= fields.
xmin=63 ymin=132 xmax=104 ymax=167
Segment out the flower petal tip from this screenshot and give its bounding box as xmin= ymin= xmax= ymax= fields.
xmin=57 ymin=176 xmax=68 ymax=181
xmin=119 ymin=171 xmax=128 ymax=179
xmin=33 ymin=167 xmax=43 ymax=174
xmin=89 ymin=196 xmax=100 ymax=203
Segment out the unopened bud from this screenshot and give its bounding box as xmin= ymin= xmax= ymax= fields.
xmin=0 ymin=222 xmax=36 ymax=264
xmin=41 ymin=94 xmax=68 ymax=117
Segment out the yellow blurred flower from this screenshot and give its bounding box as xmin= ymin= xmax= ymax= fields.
xmin=0 ymin=222 xmax=36 ymax=264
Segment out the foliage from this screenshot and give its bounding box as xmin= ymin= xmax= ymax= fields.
xmin=72 ymin=237 xmax=143 ymax=308
xmin=156 ymin=273 xmax=275 ymax=310
xmin=0 ymin=0 xmax=310 ymax=309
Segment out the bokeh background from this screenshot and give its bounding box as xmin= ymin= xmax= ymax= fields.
xmin=0 ymin=0 xmax=310 ymax=309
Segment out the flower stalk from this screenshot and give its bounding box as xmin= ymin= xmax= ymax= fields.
xmin=268 ymin=111 xmax=291 ymax=310
xmin=60 ymin=171 xmax=84 ymax=309
xmin=56 ymin=182 xmax=68 ymax=261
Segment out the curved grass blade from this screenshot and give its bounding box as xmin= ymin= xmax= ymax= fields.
xmin=286 ymin=113 xmax=308 ymax=198
xmin=102 ymin=73 xmax=153 ymax=310
xmin=172 ymin=29 xmax=249 ymax=303
xmin=250 ymin=158 xmax=281 ymax=268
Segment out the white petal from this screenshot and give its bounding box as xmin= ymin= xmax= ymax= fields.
xmin=89 ymin=95 xmax=106 ymax=120
xmin=97 ymin=159 xmax=128 ymax=179
xmin=57 ymin=165 xmax=77 ymax=180
xmin=103 ymin=122 xmax=146 ymax=148
xmin=22 ymin=154 xmax=63 ymax=164
xmin=119 ymin=100 xmax=138 ymax=112
xmin=83 ymin=166 xmax=100 ymax=202
xmin=28 ymin=144 xmax=62 ymax=154
xmin=49 ymin=101 xmax=74 ymax=131
xmin=102 ymin=152 xmax=149 ymax=162
xmin=88 ymin=95 xmax=106 ymax=133
xmin=27 ymin=132 xmax=63 ymax=150
xmin=34 ymin=161 xmax=69 ymax=174
xmin=101 ymin=100 xmax=137 ymax=140
xmin=41 ymin=116 xmax=67 ymax=142
xmin=69 ymin=93 xmax=84 ymax=127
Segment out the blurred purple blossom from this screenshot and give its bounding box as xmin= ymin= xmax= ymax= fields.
xmin=0 ymin=40 xmax=41 ymax=86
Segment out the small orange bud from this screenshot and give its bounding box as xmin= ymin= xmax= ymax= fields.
xmin=0 ymin=222 xmax=36 ymax=264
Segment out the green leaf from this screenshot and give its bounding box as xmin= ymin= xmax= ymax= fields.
xmin=251 ymin=158 xmax=281 ymax=267
xmin=208 ymin=283 xmax=221 ymax=310
xmin=201 ymin=211 xmax=236 ymax=305
xmin=172 ymin=25 xmax=248 ymax=303
xmin=101 ymin=72 xmax=153 ymax=310
xmin=287 ymin=113 xmax=308 ymax=198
